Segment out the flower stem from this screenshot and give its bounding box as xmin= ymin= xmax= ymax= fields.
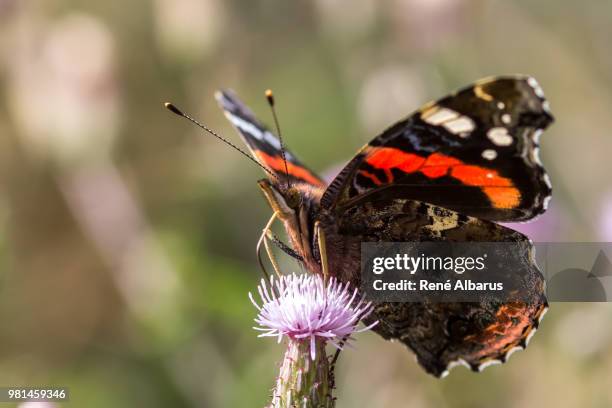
xmin=270 ymin=339 xmax=335 ymax=408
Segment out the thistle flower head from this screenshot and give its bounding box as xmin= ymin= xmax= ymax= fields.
xmin=249 ymin=273 xmax=377 ymax=359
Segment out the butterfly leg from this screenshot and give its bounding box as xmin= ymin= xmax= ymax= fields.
xmin=315 ymin=220 xmax=343 ymax=397
xmin=314 ymin=221 xmax=329 ymax=283
xmin=256 ymin=212 xmax=282 ymax=279
xmin=263 ymin=231 xmax=283 ymax=278
xmin=265 ymin=230 xmax=304 ymax=262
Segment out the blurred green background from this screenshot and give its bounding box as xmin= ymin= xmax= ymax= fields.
xmin=1 ymin=0 xmax=612 ymax=407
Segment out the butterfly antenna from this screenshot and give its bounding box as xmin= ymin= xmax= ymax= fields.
xmin=164 ymin=102 xmax=278 ymax=180
xmin=265 ymin=90 xmax=291 ymax=190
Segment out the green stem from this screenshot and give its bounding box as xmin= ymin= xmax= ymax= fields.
xmin=269 ymin=339 xmax=335 ymax=408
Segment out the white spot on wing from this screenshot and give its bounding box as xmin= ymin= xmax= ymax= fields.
xmin=215 ymin=91 xmax=237 ymax=110
xmin=225 ymin=112 xmax=294 ymax=160
xmin=482 ymin=149 xmax=497 ymax=160
xmin=422 ymin=107 xmax=475 ymax=137
xmin=440 ymin=359 xmax=470 ymax=378
xmin=487 ymin=127 xmax=513 ymax=146
xmin=532 ymin=129 xmax=543 ymax=144
xmin=527 ymin=77 xmax=546 ymax=98
xmin=525 ymin=327 xmax=538 ymax=346
xmin=497 ymin=101 xmax=505 ymax=109
xmin=422 ymin=107 xmax=459 ymax=125
xmin=226 ymin=112 xmax=265 ymax=140
xmin=531 ymin=146 xmax=542 ymax=165
xmin=477 ymin=359 xmax=502 ymax=372
xmin=539 ymin=306 xmax=549 ymax=323
xmin=543 ymin=173 xmax=552 ymax=189
xmin=501 ymin=113 xmax=511 ymax=124
xmin=443 ymin=116 xmax=475 ymax=137
xmin=505 ymin=346 xmax=523 ymax=361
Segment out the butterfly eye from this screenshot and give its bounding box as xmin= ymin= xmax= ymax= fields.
xmin=285 ymin=187 xmax=302 ymax=209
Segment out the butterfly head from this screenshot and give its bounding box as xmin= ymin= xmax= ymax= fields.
xmin=257 ymin=178 xmax=300 ymax=220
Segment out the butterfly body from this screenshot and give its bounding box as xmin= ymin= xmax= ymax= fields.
xmin=257 ymin=179 xmax=325 ymax=275
xmin=215 ymin=75 xmax=553 ymax=377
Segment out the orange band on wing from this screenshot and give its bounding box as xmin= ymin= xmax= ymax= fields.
xmin=364 ymin=146 xmax=520 ymax=209
xmin=255 ymin=150 xmax=323 ymax=186
xmin=450 ymin=165 xmax=520 ymax=208
xmin=364 ymin=146 xmax=425 ymax=172
xmin=358 ymin=170 xmax=383 ymax=186
xmin=465 ymin=302 xmax=544 ymax=360
xmin=480 ymin=187 xmax=520 ymax=209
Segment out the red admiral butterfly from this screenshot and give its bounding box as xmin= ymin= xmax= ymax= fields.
xmin=166 ymin=75 xmax=553 ymax=377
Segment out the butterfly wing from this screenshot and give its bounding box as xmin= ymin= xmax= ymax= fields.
xmin=322 ymin=76 xmax=554 ymax=222
xmin=371 ymin=299 xmax=547 ymax=377
xmin=216 ymin=90 xmax=325 ymax=187
xmin=321 ymin=197 xmax=547 ymax=377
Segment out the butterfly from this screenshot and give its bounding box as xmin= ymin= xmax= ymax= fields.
xmin=169 ymin=75 xmax=553 ymax=377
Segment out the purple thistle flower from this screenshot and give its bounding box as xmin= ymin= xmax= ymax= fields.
xmin=249 ymin=273 xmax=377 ymax=360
